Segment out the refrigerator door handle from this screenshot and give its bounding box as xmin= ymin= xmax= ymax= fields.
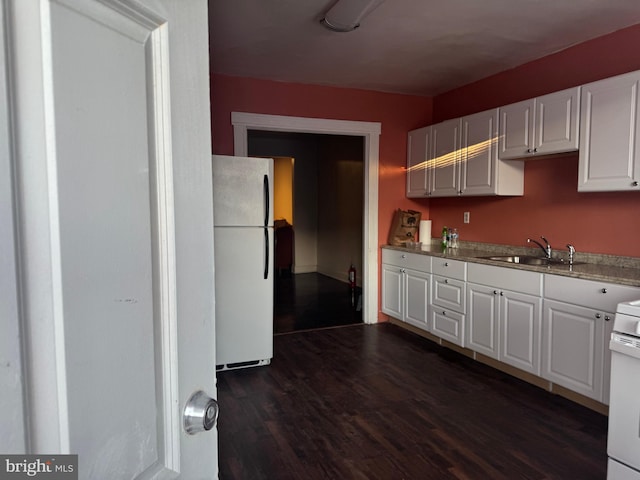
xmin=264 ymin=227 xmax=269 ymax=279
xmin=263 ymin=174 xmax=269 ymax=227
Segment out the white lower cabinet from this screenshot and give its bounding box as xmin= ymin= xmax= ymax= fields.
xmin=431 ymin=258 xmax=467 ymax=346
xmin=466 ymin=283 xmax=499 ymax=358
xmin=466 ymin=263 xmax=542 ymax=375
xmin=382 ymin=247 xmax=640 ymax=406
xmin=431 ymin=307 xmax=465 ymax=345
xmin=381 ymin=262 xmax=403 ymax=320
xmin=542 ymin=299 xmax=605 ymax=401
xmin=542 ymin=274 xmax=639 ymax=404
xmin=381 ymin=250 xmax=431 ymax=331
xmin=500 ymin=290 xmax=542 ymax=375
xmin=404 ymin=268 xmax=430 ymax=330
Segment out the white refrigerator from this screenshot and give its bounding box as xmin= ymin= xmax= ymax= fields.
xmin=212 ymin=154 xmax=274 ymax=370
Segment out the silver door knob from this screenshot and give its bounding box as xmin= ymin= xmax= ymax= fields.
xmin=184 ymin=390 xmax=219 ymax=435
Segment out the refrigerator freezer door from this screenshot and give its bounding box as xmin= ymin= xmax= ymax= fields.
xmin=214 ymin=226 xmax=274 ymax=367
xmin=212 ymin=155 xmax=274 ymax=227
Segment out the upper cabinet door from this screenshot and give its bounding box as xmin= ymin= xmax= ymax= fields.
xmin=499 ymin=99 xmax=534 ymax=159
xmin=534 ymin=87 xmax=580 ymax=155
xmin=578 ymin=71 xmax=640 ymax=192
xmin=460 ymin=109 xmax=498 ymax=196
xmin=430 ymin=118 xmax=462 ymax=197
xmin=498 ymin=87 xmax=580 ymax=160
xmin=406 ymin=126 xmax=430 ymax=197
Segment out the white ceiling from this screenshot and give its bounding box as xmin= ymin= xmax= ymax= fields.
xmin=209 ymin=0 xmax=640 ymax=96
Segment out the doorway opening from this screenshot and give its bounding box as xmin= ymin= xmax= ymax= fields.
xmin=232 ymin=112 xmax=380 ymax=326
xmin=249 ymin=131 xmax=365 ymax=333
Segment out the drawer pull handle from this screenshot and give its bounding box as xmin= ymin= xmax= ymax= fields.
xmin=595 ymin=313 xmax=601 ymax=319
xmin=605 ymin=315 xmax=612 ymax=322
xmin=401 ymin=254 xmax=406 ymax=259
xmin=601 ymin=288 xmax=607 ymax=294
xmin=444 ymin=262 xmax=449 ymax=267
xmin=442 ymin=311 xmax=446 ymax=315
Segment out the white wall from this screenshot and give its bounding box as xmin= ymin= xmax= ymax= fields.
xmin=317 ymin=136 xmax=364 ymax=284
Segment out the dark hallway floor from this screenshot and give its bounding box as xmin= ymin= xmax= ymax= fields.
xmin=274 ymin=272 xmax=363 ymax=334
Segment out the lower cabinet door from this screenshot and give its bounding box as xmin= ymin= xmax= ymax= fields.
xmin=500 ymin=290 xmax=541 ymax=375
xmin=381 ymin=263 xmax=403 ymax=319
xmin=404 ymin=268 xmax=430 ymax=331
xmin=542 ymin=299 xmax=604 ymax=401
xmin=431 ymin=306 xmax=465 ymax=346
xmin=466 ymin=283 xmax=499 ymax=359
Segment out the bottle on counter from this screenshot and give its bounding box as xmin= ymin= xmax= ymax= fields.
xmin=441 ymin=226 xmax=448 ymax=249
xmin=450 ymin=228 xmax=459 ymax=249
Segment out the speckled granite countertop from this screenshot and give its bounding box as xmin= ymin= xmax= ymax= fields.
xmin=383 ymin=241 xmax=640 ymax=288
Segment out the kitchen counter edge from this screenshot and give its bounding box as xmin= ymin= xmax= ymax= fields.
xmin=382 ymin=243 xmax=640 ymax=288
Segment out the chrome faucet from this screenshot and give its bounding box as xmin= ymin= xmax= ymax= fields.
xmin=527 ymin=236 xmax=552 ymax=259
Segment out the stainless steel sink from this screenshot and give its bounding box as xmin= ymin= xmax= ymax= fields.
xmin=480 ymin=255 xmax=584 ymax=266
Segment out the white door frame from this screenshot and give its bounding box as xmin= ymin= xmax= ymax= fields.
xmin=231 ymin=112 xmax=380 ymax=325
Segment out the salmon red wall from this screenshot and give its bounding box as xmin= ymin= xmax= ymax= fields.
xmin=210 ymin=74 xmax=433 ymax=253
xmin=423 ymin=24 xmax=640 ymax=257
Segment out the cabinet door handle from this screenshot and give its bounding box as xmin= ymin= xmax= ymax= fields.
xmin=401 ymin=254 xmax=406 ymax=258
xmin=442 ymin=311 xmax=446 ymax=315
xmin=633 ymin=181 xmax=638 ymax=187
xmin=500 ymin=292 xmax=504 ymax=296
xmin=444 ymin=279 xmax=449 ymax=284
xmin=526 ymin=148 xmax=532 ymax=153
xmin=605 ymin=315 xmax=612 ymax=322
xmin=493 ymin=290 xmax=498 ymax=295
xmin=444 ymin=262 xmax=449 ymax=267
xmin=595 ymin=313 xmax=601 ymax=319
xmin=601 ymin=288 xmax=607 ymax=294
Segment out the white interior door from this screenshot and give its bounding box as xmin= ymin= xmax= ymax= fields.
xmin=5 ymin=0 xmax=217 ymax=478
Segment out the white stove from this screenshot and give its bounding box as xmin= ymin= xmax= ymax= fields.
xmin=608 ymin=300 xmax=640 ymax=479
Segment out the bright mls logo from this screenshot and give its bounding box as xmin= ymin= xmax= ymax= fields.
xmin=0 ymin=455 xmax=77 ymax=479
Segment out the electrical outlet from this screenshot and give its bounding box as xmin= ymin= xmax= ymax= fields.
xmin=463 ymin=211 xmax=470 ymax=224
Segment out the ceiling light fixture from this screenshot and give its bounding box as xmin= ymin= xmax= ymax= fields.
xmin=320 ymin=0 xmax=387 ymax=33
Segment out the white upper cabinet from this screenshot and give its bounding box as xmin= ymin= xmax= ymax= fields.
xmin=461 ymin=109 xmax=524 ymax=196
xmin=406 ymin=126 xmax=430 ymax=197
xmin=578 ymin=70 xmax=640 ymax=192
xmin=430 ymin=118 xmax=463 ymax=197
xmin=407 ymin=110 xmax=523 ymax=197
xmin=498 ymin=87 xmax=580 ymax=160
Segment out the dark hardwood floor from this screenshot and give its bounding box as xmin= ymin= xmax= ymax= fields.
xmin=217 ymin=323 xmax=608 ymax=479
xmin=274 ymin=272 xmax=363 ymax=334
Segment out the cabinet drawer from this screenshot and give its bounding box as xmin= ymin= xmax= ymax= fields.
xmin=544 ymin=274 xmax=640 ymax=312
xmin=431 ymin=258 xmax=466 ymax=280
xmin=468 ymin=262 xmax=542 ymax=296
xmin=432 ymin=275 xmax=466 ymax=313
xmin=381 ymin=249 xmax=431 ymax=272
xmin=430 ymin=306 xmax=464 ymax=347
